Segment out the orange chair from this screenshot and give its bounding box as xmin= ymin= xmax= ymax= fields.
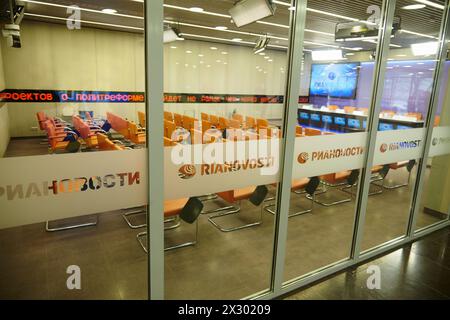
xmin=97 ymin=133 xmax=125 ymax=151
xmin=229 ymin=119 xmax=241 ymax=129
xmin=137 ymin=197 xmax=204 ymax=252
xmin=382 ymin=160 xmax=416 ymax=189
xmin=182 ymin=115 xmax=197 ymax=131
xmin=204 ymin=186 xmax=268 ymax=232
xmin=245 ymin=116 xmax=256 ymax=129
xmin=138 ymin=111 xmax=146 ymax=128
xmin=164 ymin=111 xmax=174 ymax=122
xmin=128 ymin=121 xmax=146 ymax=144
xmin=344 ymin=106 xmax=356 ymax=114
xmin=327 ymin=105 xmax=339 ymax=111
xmin=209 ymin=115 xmax=220 ymax=128
xmin=43 ymin=120 xmax=76 ymax=153
xmin=218 ymin=117 xmax=230 ymax=130
xmin=434 ymin=115 xmax=441 ymax=127
xmin=164 ymin=120 xmax=176 ymax=139
xmin=232 ymin=113 xmax=244 ymax=124
xmin=201 ymin=113 xmax=210 ymax=121
xmin=257 ymin=118 xmax=269 ymax=129
xmin=107 ymin=112 xmax=130 ymax=138
xmin=164 ymin=136 xmax=177 ymax=146
xmin=357 ymin=107 xmax=369 ymax=115
xmin=296 ymin=125 xmax=304 ymax=137
xmin=405 ymin=112 xmax=423 ymax=121
xmin=173 ymin=113 xmax=183 ymax=127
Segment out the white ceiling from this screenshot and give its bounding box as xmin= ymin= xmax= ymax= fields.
xmin=5 ymin=0 xmax=447 ymax=53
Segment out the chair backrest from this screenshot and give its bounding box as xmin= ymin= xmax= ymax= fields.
xmin=246 ymin=116 xmax=256 ymax=129
xmin=201 ymin=113 xmax=210 ymax=121
xmin=405 ymin=112 xmax=423 ymax=120
xmin=72 ymin=115 xmax=91 ymax=139
xmin=219 ymin=117 xmax=229 ymax=129
xmin=179 ymin=197 xmax=204 ymax=224
xmin=229 ymin=119 xmax=241 ymax=129
xmin=344 ymin=106 xmax=356 ymax=114
xmin=173 ymin=113 xmax=183 ymax=127
xmin=138 ymin=111 xmax=146 ymax=128
xmin=164 ymin=120 xmax=176 ymax=139
xmin=249 ymin=185 xmax=269 ymax=206
xmin=107 ymin=112 xmax=129 ymax=133
xmin=296 ymin=125 xmax=303 ymax=136
xmin=209 ymin=115 xmax=220 ymax=127
xmin=357 ymin=107 xmax=369 ymax=115
xmin=164 ymin=136 xmax=176 ymax=147
xmin=36 ymin=112 xmax=47 ymax=130
xmin=257 ymin=118 xmax=268 ymax=128
xmin=232 ymin=113 xmax=244 ymax=123
xmin=305 ymin=177 xmax=321 ymax=196
xmin=182 ymin=115 xmax=196 ymax=131
xmin=202 ymin=120 xmax=212 ymax=133
xmin=164 ymin=111 xmax=174 ymax=122
xmin=327 ymin=105 xmax=339 ymax=111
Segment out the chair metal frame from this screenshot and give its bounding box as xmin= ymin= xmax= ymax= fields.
xmin=136 ymin=218 xmax=199 ymax=253
xmin=306 ymin=180 xmax=352 ymax=207
xmin=46 ymin=215 xmax=98 ymax=232
xmin=122 ymin=206 xmax=180 ymax=230
xmin=264 ymin=193 xmax=315 ymax=218
xmin=207 ymin=200 xmax=264 ymax=232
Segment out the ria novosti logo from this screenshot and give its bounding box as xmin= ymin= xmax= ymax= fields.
xmin=380 ymin=140 xmax=422 ymax=153
xmin=380 ymin=143 xmax=388 ymax=153
xmin=178 ymin=165 xmax=197 ymax=179
xmin=297 ymin=152 xmax=309 ymax=164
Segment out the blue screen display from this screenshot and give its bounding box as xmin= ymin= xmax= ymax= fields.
xmin=311 ymin=114 xmax=321 ymax=122
xmin=348 ymin=119 xmax=361 ymax=128
xmin=379 ymin=123 xmax=394 ymax=131
xmin=322 ymin=115 xmax=333 ymax=123
xmin=363 ymin=120 xmax=367 ymax=129
xmin=335 ymin=117 xmax=346 ymax=126
xmin=310 ymin=63 xmax=360 ymax=98
xmin=300 ymin=112 xmax=310 ymax=120
xmin=397 ymin=125 xmax=411 ymax=130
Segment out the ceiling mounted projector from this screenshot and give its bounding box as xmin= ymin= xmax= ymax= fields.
xmin=164 ymin=25 xmax=182 ymax=43
xmin=254 ymin=35 xmax=270 ymax=54
xmin=229 ymin=0 xmax=276 ymax=28
xmin=335 ymin=17 xmax=401 ymax=42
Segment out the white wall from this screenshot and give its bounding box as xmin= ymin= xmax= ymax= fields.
xmin=0 ymin=41 xmax=9 ymax=157
xmin=1 ymin=20 xmax=145 ymax=137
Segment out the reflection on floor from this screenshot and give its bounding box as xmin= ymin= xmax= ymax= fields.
xmin=285 ymin=226 xmax=450 ymax=300
xmin=0 ymin=138 xmax=446 ymax=299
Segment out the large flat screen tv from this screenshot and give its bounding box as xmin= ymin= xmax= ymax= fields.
xmin=310 ymin=63 xmax=360 ymax=99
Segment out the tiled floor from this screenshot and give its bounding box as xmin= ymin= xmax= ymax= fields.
xmin=285 ymin=226 xmax=450 ymax=300
xmin=0 ymin=138 xmax=448 ymax=299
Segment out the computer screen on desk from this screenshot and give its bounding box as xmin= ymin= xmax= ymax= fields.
xmin=310 ymin=63 xmax=360 ymax=99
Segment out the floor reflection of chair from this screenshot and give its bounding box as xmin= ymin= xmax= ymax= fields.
xmin=136 ymin=197 xmax=203 ymax=253
xmin=341 ymin=165 xmax=389 ymax=197
xmin=205 ymin=185 xmax=268 ymax=232
xmin=264 ymin=177 xmax=320 ymax=217
xmin=46 ymin=215 xmax=98 ymax=232
xmin=123 ymin=206 xmax=181 ymax=230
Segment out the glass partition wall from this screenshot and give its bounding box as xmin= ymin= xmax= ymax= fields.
xmin=1 ymin=0 xmax=450 ymax=300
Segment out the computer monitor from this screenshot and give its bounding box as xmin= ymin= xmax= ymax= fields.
xmin=334 ymin=117 xmax=346 ymax=126
xmin=363 ymin=120 xmax=367 ymax=129
xmin=397 ymin=125 xmax=412 ymax=130
xmin=311 ymin=114 xmax=321 ymax=122
xmin=300 ymin=112 xmax=310 ymax=120
xmin=322 ymin=115 xmax=333 ymax=124
xmin=379 ymin=123 xmax=394 ymax=131
xmin=348 ymin=118 xmax=361 ymax=129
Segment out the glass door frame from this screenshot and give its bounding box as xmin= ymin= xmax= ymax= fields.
xmin=143 ymin=0 xmax=450 ymax=300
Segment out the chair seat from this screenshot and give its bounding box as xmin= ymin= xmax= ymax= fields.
xmin=291 ymin=178 xmax=310 ymax=191
xmin=390 ymin=161 xmax=409 ymax=169
xmin=164 ymin=198 xmax=189 ymax=217
xmin=234 ymin=187 xmax=257 ymax=201
xmin=322 ymin=171 xmax=351 ymax=184
xmin=371 ymin=165 xmax=383 ymax=173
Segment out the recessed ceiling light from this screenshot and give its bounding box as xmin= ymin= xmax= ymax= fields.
xmin=288 ymin=6 xmax=296 ymax=11
xmin=221 ymin=51 xmax=228 ymax=55
xmin=216 ymin=60 xmax=221 ymax=63
xmin=346 ymin=53 xmax=355 ymax=56
xmin=200 ymin=61 xmax=204 ymax=64
xmin=404 ymin=65 xmax=412 ymax=68
xmin=232 ymin=38 xmax=242 ymax=42
xmin=396 ymin=54 xmax=407 ymax=57
xmin=223 ymin=62 xmax=228 ymax=65
xmin=206 ymin=65 xmax=211 ymax=68
xmin=170 ymin=46 xmax=177 ymax=49
xmin=215 ymin=26 xmax=228 ymax=30
xmin=198 ymin=54 xmax=204 ymax=57
xmin=402 ymin=4 xmax=426 ymax=10
xmin=268 ymin=59 xmax=273 ymax=62
xmin=101 ymin=8 xmax=117 ymax=14
xmin=210 ymin=47 xmax=218 ymax=50
xmin=189 ymin=7 xmax=204 ymax=13
xmin=259 ymin=52 xmax=266 ymax=56
xmin=186 ymin=50 xmax=192 ymax=54
xmin=264 ymin=56 xmax=269 ymax=59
